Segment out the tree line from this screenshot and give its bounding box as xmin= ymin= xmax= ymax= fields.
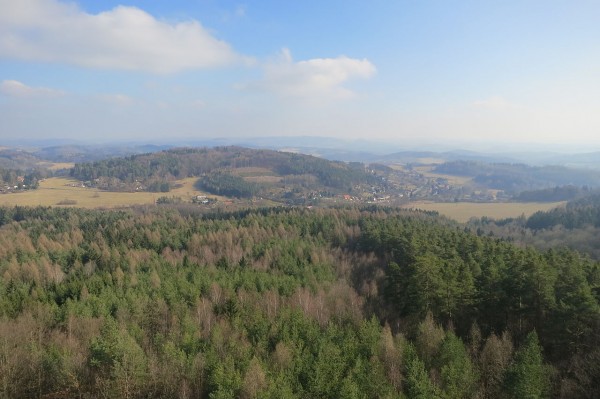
xmin=0 ymin=168 xmax=48 ymax=191
xmin=471 ymin=193 xmax=600 ymax=259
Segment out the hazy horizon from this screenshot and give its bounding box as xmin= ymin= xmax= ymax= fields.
xmin=1 ymin=1 xmax=599 ymax=150
xmin=4 ymin=135 xmax=600 ymax=157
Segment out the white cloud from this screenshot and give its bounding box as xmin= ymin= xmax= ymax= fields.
xmin=0 ymin=0 xmax=244 ymax=73
xmin=0 ymin=79 xmax=65 ymax=97
xmin=244 ymin=48 xmax=376 ymax=100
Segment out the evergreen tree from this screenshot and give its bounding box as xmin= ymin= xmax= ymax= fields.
xmin=505 ymin=331 xmax=549 ymax=399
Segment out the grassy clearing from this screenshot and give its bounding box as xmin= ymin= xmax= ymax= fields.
xmin=424 ymin=172 xmax=472 ymax=186
xmin=388 ymin=164 xmax=405 ymax=171
xmin=403 ymin=201 xmax=566 ymax=223
xmin=413 ymin=165 xmax=472 ymax=185
xmin=0 ymin=177 xmax=224 ymax=209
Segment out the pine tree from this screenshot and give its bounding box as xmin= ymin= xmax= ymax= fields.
xmin=505 ymin=331 xmax=548 ymax=399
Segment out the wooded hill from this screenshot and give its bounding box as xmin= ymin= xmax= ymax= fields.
xmin=34 ymin=144 xmax=172 ymax=163
xmin=472 ymin=192 xmax=600 ymax=259
xmin=512 ymin=185 xmax=592 ymax=202
xmin=0 ymin=205 xmax=598 ymax=398
xmin=434 ymin=160 xmax=600 ymax=193
xmin=524 ymin=193 xmax=600 ymax=230
xmin=0 ymin=149 xmax=50 ymax=190
xmin=0 ymin=149 xmax=45 ymax=170
xmin=70 ymin=147 xmax=381 ymax=198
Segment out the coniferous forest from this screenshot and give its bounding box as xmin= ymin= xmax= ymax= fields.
xmin=0 ymin=205 xmax=598 ymax=398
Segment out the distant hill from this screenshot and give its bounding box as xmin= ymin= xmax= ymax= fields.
xmin=34 ymin=144 xmax=173 ymax=163
xmin=70 ymin=146 xmax=382 ymax=201
xmin=433 ymin=160 xmax=600 ymax=192
xmin=512 ymin=185 xmax=592 ymax=202
xmin=0 ymin=149 xmax=44 ymax=169
xmin=4 ymin=136 xmax=600 ymax=167
xmin=380 ymin=150 xmax=519 ymax=165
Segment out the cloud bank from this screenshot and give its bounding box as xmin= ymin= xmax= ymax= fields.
xmin=245 ymin=48 xmax=376 ymax=100
xmin=0 ymin=0 xmax=243 ymax=73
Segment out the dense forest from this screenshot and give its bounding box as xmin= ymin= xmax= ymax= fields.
xmin=0 ymin=205 xmax=598 ymax=398
xmin=525 ymin=193 xmax=600 ymax=230
xmin=197 ymin=171 xmax=260 ymax=199
xmin=512 ymin=185 xmax=592 ymax=202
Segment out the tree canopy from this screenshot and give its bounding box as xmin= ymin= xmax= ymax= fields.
xmin=0 ymin=205 xmax=597 ymax=398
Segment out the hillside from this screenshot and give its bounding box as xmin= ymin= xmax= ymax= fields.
xmin=0 ymin=205 xmax=598 ymax=398
xmin=434 ymin=160 xmax=600 ymax=193
xmin=70 ymin=146 xmax=385 ymax=203
xmin=0 ymin=149 xmax=45 ymax=170
xmin=470 ymin=193 xmax=600 ymax=259
xmin=34 ymin=144 xmax=173 ymax=163
xmin=0 ymin=150 xmax=52 ymax=193
xmin=5 ymin=143 xmax=600 ymax=208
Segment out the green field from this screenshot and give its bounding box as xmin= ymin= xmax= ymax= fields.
xmin=403 ymin=201 xmax=566 ymax=223
xmin=412 ymin=165 xmax=473 ymax=185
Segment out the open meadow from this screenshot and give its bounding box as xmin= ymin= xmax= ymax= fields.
xmin=0 ymin=177 xmax=223 ymax=208
xmin=403 ymin=200 xmax=566 ymax=223
xmin=412 ymin=165 xmax=473 ymax=186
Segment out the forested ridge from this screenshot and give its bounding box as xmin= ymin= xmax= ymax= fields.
xmin=512 ymin=185 xmax=591 ymax=202
xmin=0 ymin=205 xmax=598 ymax=398
xmin=70 ymin=147 xmax=378 ymax=193
xmin=526 ymin=193 xmax=600 ymax=230
xmin=472 ymin=193 xmax=600 ymax=259
xmin=434 ymin=160 xmax=600 ymax=192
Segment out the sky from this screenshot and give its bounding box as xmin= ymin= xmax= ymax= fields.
xmin=1 ymin=0 xmax=599 ymax=150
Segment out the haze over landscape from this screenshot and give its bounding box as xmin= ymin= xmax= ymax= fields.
xmin=1 ymin=0 xmax=599 ymax=150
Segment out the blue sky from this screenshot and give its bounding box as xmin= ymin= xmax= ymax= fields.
xmin=1 ymin=0 xmax=599 ymax=150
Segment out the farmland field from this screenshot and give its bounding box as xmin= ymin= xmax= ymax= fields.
xmin=0 ymin=177 xmax=224 ymax=208
xmin=403 ymin=201 xmax=566 ymax=223
xmin=412 ymin=165 xmax=473 ymax=185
